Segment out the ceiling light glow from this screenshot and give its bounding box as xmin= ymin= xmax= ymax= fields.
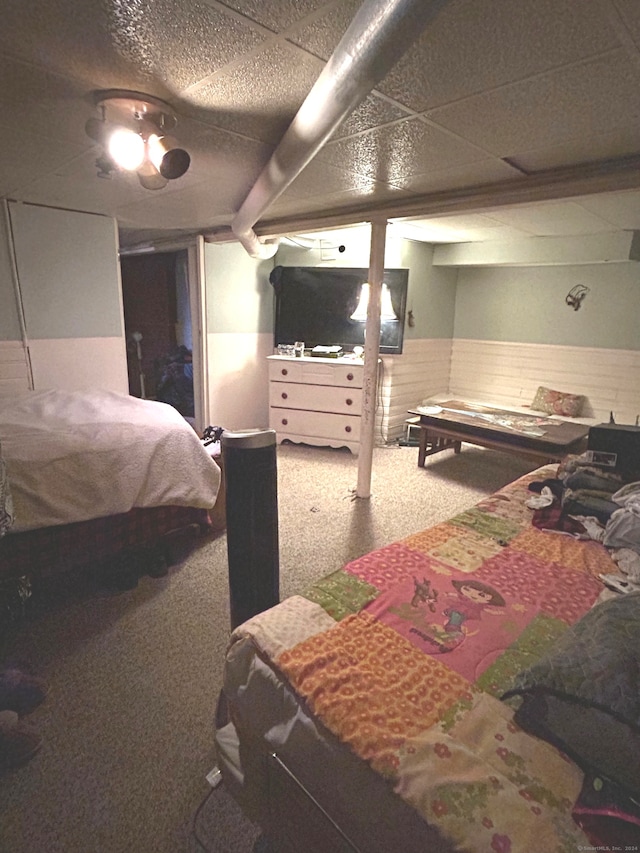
xmin=107 ymin=127 xmax=145 ymax=171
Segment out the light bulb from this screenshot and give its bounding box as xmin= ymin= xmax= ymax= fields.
xmin=137 ymin=158 xmax=168 ymax=190
xmin=107 ymin=128 xmax=145 ymax=171
xmin=147 ymin=134 xmax=165 ymax=172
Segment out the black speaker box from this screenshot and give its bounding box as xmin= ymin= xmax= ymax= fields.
xmin=587 ymin=424 xmax=640 ymax=477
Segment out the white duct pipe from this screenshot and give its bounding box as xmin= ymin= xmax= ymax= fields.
xmin=231 ymin=0 xmax=449 ymax=258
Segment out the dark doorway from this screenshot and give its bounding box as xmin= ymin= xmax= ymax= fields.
xmin=120 ymin=250 xmax=195 ymax=421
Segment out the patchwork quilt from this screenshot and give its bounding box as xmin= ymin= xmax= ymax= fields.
xmin=232 ymin=465 xmax=620 ymax=852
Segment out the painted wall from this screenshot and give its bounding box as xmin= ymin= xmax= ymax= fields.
xmin=399 ymin=238 xmax=456 ymax=341
xmin=454 ymin=263 xmax=640 ymax=350
xmin=203 ymin=241 xmax=274 ymax=430
xmin=450 ymin=260 xmax=640 ymax=423
xmin=5 ymin=202 xmax=127 ymax=392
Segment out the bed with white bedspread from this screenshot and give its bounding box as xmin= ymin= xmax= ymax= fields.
xmin=0 ymin=390 xmax=221 ymax=584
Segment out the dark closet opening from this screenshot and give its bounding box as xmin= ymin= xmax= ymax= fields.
xmin=120 ymin=250 xmax=194 ymax=420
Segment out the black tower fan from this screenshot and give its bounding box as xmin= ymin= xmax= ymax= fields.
xmin=221 ymin=428 xmax=280 ymax=630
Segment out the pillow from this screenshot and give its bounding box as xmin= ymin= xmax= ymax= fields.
xmin=531 ymin=385 xmax=585 ymax=417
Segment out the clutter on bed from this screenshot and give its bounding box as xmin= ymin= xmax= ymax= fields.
xmin=504 ymin=592 xmax=640 ymax=800
xmin=0 ymin=390 xmax=221 ymax=589
xmin=216 ymin=460 xmax=639 ymax=852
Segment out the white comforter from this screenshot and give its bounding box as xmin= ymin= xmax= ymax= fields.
xmin=0 ymin=390 xmax=221 ymax=533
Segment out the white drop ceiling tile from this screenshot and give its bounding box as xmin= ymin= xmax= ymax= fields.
xmin=286 ymin=0 xmax=360 ymax=59
xmin=141 ymin=1 xmax=267 ymax=92
xmin=486 ymin=201 xmax=617 ymax=236
xmin=115 ymin=179 xmax=242 ymax=230
xmin=393 ymin=158 xmax=521 ymax=194
xmin=614 ymin=0 xmax=640 ymax=48
xmin=268 ymin=181 xmax=411 ymax=219
xmin=0 ymin=127 xmax=87 ymax=197
xmin=215 ymin=0 xmax=333 ymax=32
xmin=510 ymin=125 xmax=640 ymax=172
xmin=318 ymin=118 xmax=489 ymax=185
xmin=0 ymin=0 xmax=171 ymax=97
xmin=576 ymin=191 xmax=640 ymax=229
xmin=0 ymin=57 xmax=92 ymax=147
xmin=15 ymin=151 xmax=149 ymax=215
xmin=377 ymin=0 xmax=619 ymax=112
xmin=284 ymin=158 xmax=378 ymax=198
xmin=1 ymin=0 xmax=268 ymax=96
xmin=163 ymin=117 xmax=273 ymax=186
xmin=181 ymin=41 xmax=324 ymax=144
xmin=333 ymin=95 xmax=411 ymax=141
xmin=426 ymin=50 xmax=640 ymax=158
xmin=391 ymin=219 xmax=528 ymax=244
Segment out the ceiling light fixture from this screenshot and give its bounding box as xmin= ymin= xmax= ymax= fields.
xmin=85 ymin=90 xmax=191 ymax=190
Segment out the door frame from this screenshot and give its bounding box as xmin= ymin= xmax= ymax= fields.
xmin=119 ymin=238 xmax=209 ymax=435
xmin=188 ymin=236 xmax=209 ymax=435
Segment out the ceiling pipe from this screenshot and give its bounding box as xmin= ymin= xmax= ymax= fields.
xmin=231 ymin=0 xmax=449 ymax=259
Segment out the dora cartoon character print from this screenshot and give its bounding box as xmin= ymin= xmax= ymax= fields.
xmin=383 ymin=576 xmax=507 ymax=656
xmin=440 ymin=579 xmax=505 ymax=650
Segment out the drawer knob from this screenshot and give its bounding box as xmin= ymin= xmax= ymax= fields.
xmin=282 ymin=418 xmax=288 ymax=426
xmin=346 ymin=398 xmax=353 ymax=406
xmin=281 ymin=392 xmax=288 ymax=400
xmin=345 ymin=425 xmax=352 ymax=433
xmin=346 ymin=373 xmax=354 ymax=381
xmin=281 ymin=368 xmax=288 ymax=376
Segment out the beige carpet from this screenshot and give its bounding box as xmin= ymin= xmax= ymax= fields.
xmin=0 ymin=442 xmax=537 ymax=853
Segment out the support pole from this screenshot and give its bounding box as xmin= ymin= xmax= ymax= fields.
xmin=356 ymin=219 xmax=387 ymax=498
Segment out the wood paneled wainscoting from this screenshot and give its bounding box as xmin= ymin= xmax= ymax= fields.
xmin=449 ymin=339 xmax=640 ymax=426
xmin=0 ymin=340 xmax=31 ymax=396
xmin=378 ymin=338 xmax=453 ymax=443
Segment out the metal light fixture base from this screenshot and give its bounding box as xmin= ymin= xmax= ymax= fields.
xmin=92 ymin=89 xmax=177 ymax=133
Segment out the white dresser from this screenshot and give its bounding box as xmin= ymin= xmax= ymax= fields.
xmin=268 ymin=355 xmax=364 ymax=454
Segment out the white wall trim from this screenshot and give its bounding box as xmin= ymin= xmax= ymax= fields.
xmin=0 ymin=340 xmax=31 ymax=396
xmin=378 ymin=338 xmax=453 ymax=441
xmin=450 ymin=338 xmax=640 ymax=425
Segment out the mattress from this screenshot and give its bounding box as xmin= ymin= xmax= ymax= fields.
xmin=0 ymin=390 xmax=221 ymax=532
xmin=217 ymin=464 xmax=625 ymax=852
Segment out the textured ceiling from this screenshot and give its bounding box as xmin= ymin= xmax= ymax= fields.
xmin=2 ymin=0 xmax=640 ymax=248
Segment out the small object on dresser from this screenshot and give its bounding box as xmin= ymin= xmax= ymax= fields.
xmin=293 ymin=341 xmax=305 ymax=358
xmin=311 ymin=345 xmax=343 ymax=357
xmin=276 ymin=344 xmax=296 ymax=357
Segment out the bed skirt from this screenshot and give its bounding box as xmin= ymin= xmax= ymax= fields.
xmin=0 ymin=505 xmax=212 ymax=583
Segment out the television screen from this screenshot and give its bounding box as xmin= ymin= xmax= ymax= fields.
xmin=270 ymin=266 xmax=408 ymax=355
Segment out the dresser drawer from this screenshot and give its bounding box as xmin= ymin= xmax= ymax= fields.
xmin=269 ymin=382 xmax=362 ymax=415
xmin=269 ymin=408 xmax=361 ymax=442
xmin=268 ymin=358 xmax=363 ymax=389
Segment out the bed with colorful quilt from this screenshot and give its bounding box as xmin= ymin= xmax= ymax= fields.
xmin=215 ymin=462 xmax=640 ymax=852
xmin=0 ymin=390 xmax=221 ymax=590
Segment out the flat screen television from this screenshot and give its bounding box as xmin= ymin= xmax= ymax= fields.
xmin=270 ymin=266 xmax=408 ymax=355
